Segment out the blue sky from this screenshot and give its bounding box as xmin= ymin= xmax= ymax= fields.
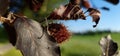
xmin=61 ymin=0 xmax=120 ymax=32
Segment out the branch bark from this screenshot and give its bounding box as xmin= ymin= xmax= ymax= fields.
xmin=0 ymin=15 xmax=61 ymax=56
xmin=14 ymin=17 xmax=61 ymax=56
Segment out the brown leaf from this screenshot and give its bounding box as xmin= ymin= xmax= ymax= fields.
xmin=47 ymin=1 xmax=100 ymax=28
xmin=54 ymin=5 xmax=66 ymax=18
xmin=86 ymin=8 xmax=100 ymax=27
xmin=81 ymin=0 xmax=91 ymax=8
xmin=99 ymin=35 xmax=118 ymax=56
xmin=104 ymin=0 xmax=119 ymax=5
xmin=47 ymin=3 xmax=86 ymax=20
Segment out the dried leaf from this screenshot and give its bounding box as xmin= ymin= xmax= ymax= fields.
xmin=47 ymin=0 xmax=85 ymax=20
xmin=47 ymin=1 xmax=101 ymax=28
xmin=86 ymin=8 xmax=101 ymax=27
xmin=47 ymin=3 xmax=86 ymax=20
xmin=104 ymin=0 xmax=119 ymax=5
xmin=81 ymin=0 xmax=91 ymax=8
xmin=99 ymin=35 xmax=118 ymax=56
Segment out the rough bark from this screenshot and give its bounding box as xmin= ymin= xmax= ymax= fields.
xmin=13 ymin=17 xmax=61 ymax=56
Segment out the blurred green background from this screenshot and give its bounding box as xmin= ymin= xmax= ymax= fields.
xmin=0 ymin=27 xmax=120 ymax=56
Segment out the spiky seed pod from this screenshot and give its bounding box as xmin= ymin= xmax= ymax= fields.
xmin=48 ymin=23 xmax=71 ymax=43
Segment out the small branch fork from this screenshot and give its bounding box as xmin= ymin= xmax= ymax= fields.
xmin=0 ymin=12 xmax=16 ymax=24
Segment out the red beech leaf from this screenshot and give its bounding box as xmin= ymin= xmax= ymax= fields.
xmin=86 ymin=8 xmax=101 ymax=27
xmin=81 ymin=0 xmax=91 ymax=8
xmin=47 ymin=3 xmax=86 ymax=20
xmin=104 ymin=0 xmax=119 ymax=5
xmin=47 ymin=1 xmax=101 ymax=28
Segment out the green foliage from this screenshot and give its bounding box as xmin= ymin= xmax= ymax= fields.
xmin=3 ymin=48 xmax=22 ymax=56
xmin=41 ymin=0 xmax=67 ymax=14
xmin=74 ymin=30 xmax=111 ymax=36
xmin=1 ymin=32 xmax=120 ymax=56
xmin=1 ymin=26 xmax=120 ymax=56
xmin=0 ymin=24 xmax=119 ymax=56
xmin=61 ymin=33 xmax=120 ymax=56
xmin=24 ymin=0 xmax=67 ymax=19
xmin=0 ymin=27 xmax=9 ymax=43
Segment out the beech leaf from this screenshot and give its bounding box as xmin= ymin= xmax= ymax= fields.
xmin=104 ymin=0 xmax=119 ymax=5
xmin=86 ymin=8 xmax=100 ymax=27
xmin=99 ymin=35 xmax=118 ymax=56
xmin=47 ymin=2 xmax=86 ymax=20
xmin=81 ymin=0 xmax=91 ymax=8
xmin=47 ymin=1 xmax=101 ymax=28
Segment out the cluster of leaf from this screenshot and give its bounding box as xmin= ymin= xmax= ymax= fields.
xmin=45 ymin=0 xmax=101 ymax=43
xmin=47 ymin=0 xmax=101 ymax=28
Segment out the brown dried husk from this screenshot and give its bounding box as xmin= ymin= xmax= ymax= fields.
xmin=48 ymin=23 xmax=71 ymax=43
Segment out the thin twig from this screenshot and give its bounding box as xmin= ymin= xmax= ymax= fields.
xmin=45 ymin=18 xmax=50 ymax=35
